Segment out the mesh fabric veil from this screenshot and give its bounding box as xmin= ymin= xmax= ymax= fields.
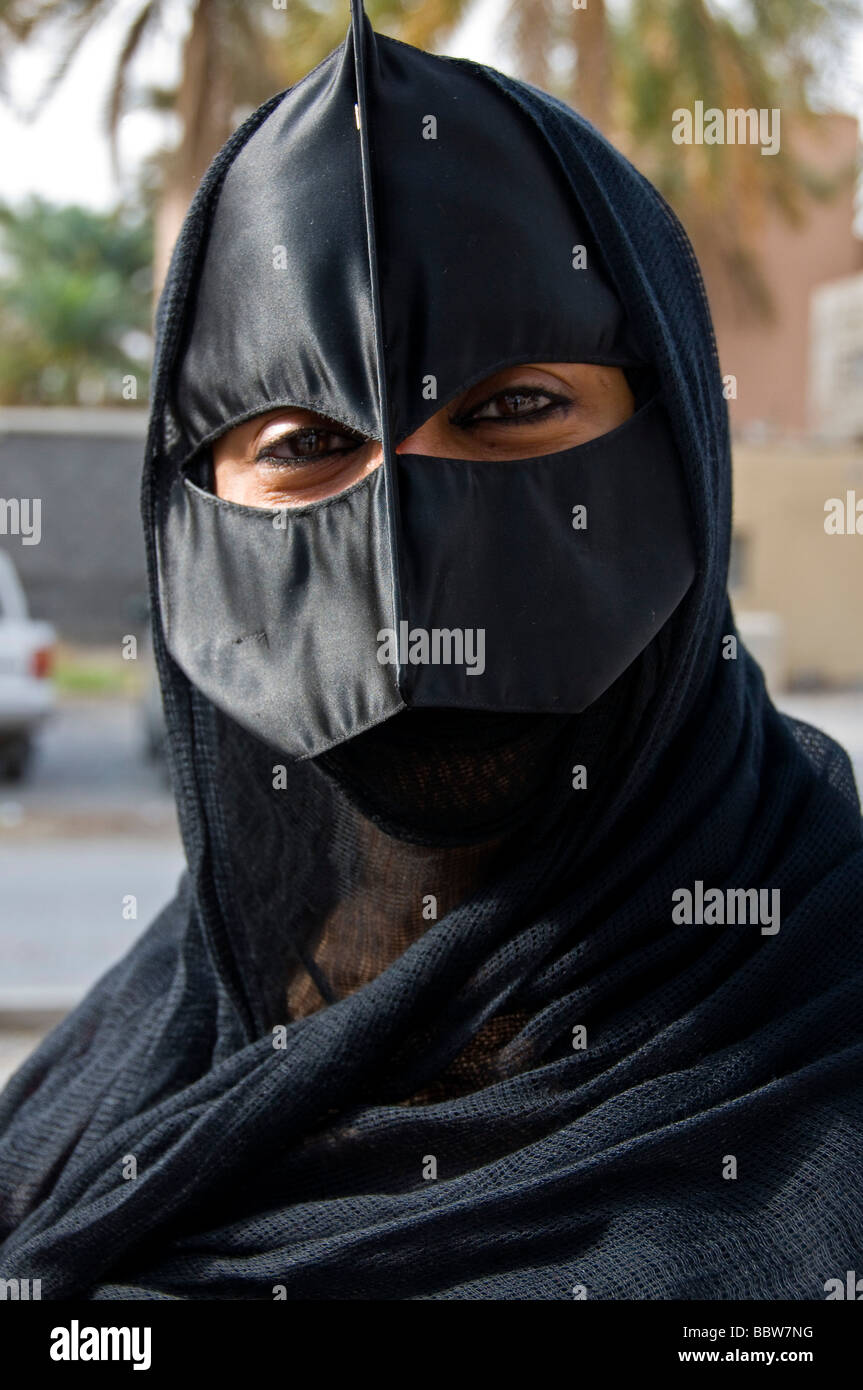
xmin=207 ymin=621 xmax=668 ymax=1106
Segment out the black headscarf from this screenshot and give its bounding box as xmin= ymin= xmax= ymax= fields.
xmin=1 ymin=6 xmax=862 ymax=1300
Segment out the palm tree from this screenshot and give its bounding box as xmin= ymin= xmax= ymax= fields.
xmin=616 ymin=0 xmax=860 ymax=316
xmin=0 ymin=0 xmax=474 ymax=295
xmin=502 ymin=0 xmax=861 ymax=317
xmin=0 ymin=0 xmax=859 ymax=313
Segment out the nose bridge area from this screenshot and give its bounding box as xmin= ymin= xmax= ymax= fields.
xmin=392 ymin=407 xmax=447 ymax=454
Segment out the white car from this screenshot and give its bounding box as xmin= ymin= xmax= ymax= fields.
xmin=0 ymin=549 xmax=55 ymax=780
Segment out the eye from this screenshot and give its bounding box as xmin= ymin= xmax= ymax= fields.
xmin=454 ymin=386 xmax=569 ymax=426
xmin=255 ymin=426 xmax=365 ymax=466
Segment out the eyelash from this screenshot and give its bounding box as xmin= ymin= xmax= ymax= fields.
xmin=450 ymin=387 xmax=570 ymax=428
xmin=254 ymin=386 xmax=572 ymax=466
xmin=254 ymin=433 xmax=363 ymax=468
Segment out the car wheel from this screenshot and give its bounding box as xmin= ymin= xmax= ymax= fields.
xmin=0 ymin=735 xmax=33 ymax=783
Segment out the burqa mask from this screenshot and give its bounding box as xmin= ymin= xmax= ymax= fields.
xmin=157 ymin=2 xmax=696 ymax=762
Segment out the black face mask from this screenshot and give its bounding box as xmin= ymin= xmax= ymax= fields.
xmin=156 ymin=6 xmax=696 ymax=763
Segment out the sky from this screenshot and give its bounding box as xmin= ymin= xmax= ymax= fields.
xmin=0 ymin=0 xmax=861 ymax=214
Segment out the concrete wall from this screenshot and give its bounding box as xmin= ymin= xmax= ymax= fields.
xmin=0 ymin=409 xmax=149 ymax=641
xmin=732 ymin=437 xmax=863 ymax=686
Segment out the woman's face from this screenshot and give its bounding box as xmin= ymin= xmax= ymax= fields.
xmin=212 ymin=362 xmax=635 ymax=508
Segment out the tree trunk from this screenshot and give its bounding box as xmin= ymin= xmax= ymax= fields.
xmin=573 ymin=0 xmax=609 ymax=133
xmin=513 ymin=0 xmax=554 ymax=91
xmin=153 ymin=0 xmax=235 ymax=303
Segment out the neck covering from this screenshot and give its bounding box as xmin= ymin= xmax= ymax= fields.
xmin=1 ymin=4 xmax=862 ymax=1302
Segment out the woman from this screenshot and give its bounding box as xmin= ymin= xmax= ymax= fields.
xmin=1 ymin=3 xmax=861 ymax=1300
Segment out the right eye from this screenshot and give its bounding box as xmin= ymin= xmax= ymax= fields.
xmin=256 ymin=427 xmax=366 ymax=465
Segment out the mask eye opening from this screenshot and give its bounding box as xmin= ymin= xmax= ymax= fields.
xmin=182 ymin=445 xmax=215 ymax=492
xmin=624 ymin=365 xmax=660 ymax=411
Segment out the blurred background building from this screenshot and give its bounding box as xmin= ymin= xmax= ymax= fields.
xmin=0 ymin=0 xmax=862 ymax=1076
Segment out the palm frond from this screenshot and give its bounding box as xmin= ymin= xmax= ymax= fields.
xmin=106 ymin=1 xmax=163 ymax=171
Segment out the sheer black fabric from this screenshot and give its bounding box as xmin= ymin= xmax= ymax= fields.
xmin=1 ymin=18 xmax=862 ymax=1301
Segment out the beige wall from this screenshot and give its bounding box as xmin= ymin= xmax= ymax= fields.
xmin=731 ymin=439 xmax=863 ymax=686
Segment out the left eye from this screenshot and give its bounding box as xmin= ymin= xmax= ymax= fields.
xmin=466 ymin=388 xmax=559 ymax=422
xmin=257 ymin=428 xmax=363 ymax=463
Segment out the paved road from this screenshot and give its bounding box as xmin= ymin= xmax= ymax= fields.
xmin=0 ymin=696 xmax=178 ymax=834
xmin=0 ymin=697 xmax=186 ymax=1081
xmin=0 ymin=696 xmax=183 ymax=1016
xmin=0 ymin=837 xmax=186 ymax=1006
